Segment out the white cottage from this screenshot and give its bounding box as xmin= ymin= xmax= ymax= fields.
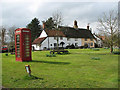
xmin=32 ymin=25 xmax=95 ymax=50
xmin=93 ymin=34 xmax=105 ymax=48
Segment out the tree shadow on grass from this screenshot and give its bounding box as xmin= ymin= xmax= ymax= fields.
xmin=23 ymin=75 xmax=43 ymax=80
xmin=30 ymin=60 xmax=70 ymax=65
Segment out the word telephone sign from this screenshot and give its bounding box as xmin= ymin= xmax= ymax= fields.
xmin=15 ymin=28 xmax=32 ymax=62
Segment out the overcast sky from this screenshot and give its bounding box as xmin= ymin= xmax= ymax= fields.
xmin=1 ymin=0 xmax=118 ymax=33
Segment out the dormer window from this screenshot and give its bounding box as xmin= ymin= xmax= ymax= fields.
xmin=90 ymin=38 xmax=93 ymax=41
xmin=85 ymin=38 xmax=87 ymax=41
xmin=54 ymin=37 xmax=57 ymax=40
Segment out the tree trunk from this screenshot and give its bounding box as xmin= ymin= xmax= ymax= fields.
xmin=110 ymin=45 xmax=113 ymax=53
xmin=57 ymin=37 xmax=59 ymax=50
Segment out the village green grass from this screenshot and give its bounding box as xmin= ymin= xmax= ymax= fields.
xmin=2 ymin=48 xmax=119 ymax=88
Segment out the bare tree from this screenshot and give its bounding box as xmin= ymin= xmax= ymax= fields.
xmin=52 ymin=10 xmax=63 ymax=28
xmin=0 ymin=27 xmax=7 ymax=46
xmin=7 ymin=26 xmax=17 ymax=52
xmin=7 ymin=26 xmax=16 ymax=45
xmin=97 ymin=10 xmax=118 ymax=53
xmin=52 ymin=10 xmax=63 ymax=49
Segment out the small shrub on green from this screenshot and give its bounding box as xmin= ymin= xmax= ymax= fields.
xmin=92 ymin=48 xmax=100 ymax=51
xmin=112 ymin=51 xmax=120 ymax=55
xmin=91 ymin=57 xmax=100 ymax=60
xmin=49 ymin=54 xmax=52 ymax=57
xmin=52 ymin=54 xmax=56 ymax=57
xmin=104 ymin=47 xmax=109 ymax=49
xmin=46 ymin=54 xmax=49 ymax=57
xmin=46 ymin=54 xmax=56 ymax=57
xmin=5 ymin=53 xmax=8 ymax=56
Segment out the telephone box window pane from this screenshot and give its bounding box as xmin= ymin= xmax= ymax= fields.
xmin=17 ymin=40 xmax=20 ymax=42
xmin=17 ymin=49 xmax=20 ymax=52
xmin=16 ymin=34 xmax=20 ymax=57
xmin=25 ymin=35 xmax=29 ymax=37
xmin=26 ymin=55 xmax=29 ymax=57
xmin=24 ymin=35 xmax=30 ymax=57
xmin=17 ymin=52 xmax=20 ymax=54
xmin=25 ymin=43 xmax=29 ymax=45
xmin=16 ymin=35 xmax=20 ymax=39
xmin=25 ymin=41 xmax=29 ymax=42
xmin=17 ymin=55 xmax=20 ymax=57
xmin=17 ymin=46 xmax=20 ymax=48
xmin=25 ymin=35 xmax=29 ymax=39
xmin=26 ymin=49 xmax=29 ymax=51
xmin=25 ymin=46 xmax=29 ymax=48
xmin=25 ymin=38 xmax=29 ymax=40
xmin=25 ymin=42 xmax=29 ymax=44
xmin=16 ymin=39 xmax=19 ymax=41
xmin=17 ymin=35 xmax=20 ymax=37
xmin=26 ymin=52 xmax=30 ymax=54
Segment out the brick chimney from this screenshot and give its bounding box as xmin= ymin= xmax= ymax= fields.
xmin=73 ymin=20 xmax=78 ymax=29
xmin=42 ymin=22 xmax=45 ymax=29
xmin=87 ymin=23 xmax=89 ymax=30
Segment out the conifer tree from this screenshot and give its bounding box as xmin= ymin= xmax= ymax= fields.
xmin=27 ymin=18 xmax=42 ymax=42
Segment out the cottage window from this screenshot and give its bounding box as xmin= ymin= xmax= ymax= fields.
xmin=85 ymin=38 xmax=87 ymax=41
xmin=75 ymin=43 xmax=78 ymax=46
xmin=54 ymin=37 xmax=57 ymax=40
xmin=43 ymin=47 xmax=47 ymax=50
xmin=84 ymin=43 xmax=87 ymax=45
xmin=51 ymin=44 xmax=52 ymax=46
xmin=54 ymin=43 xmax=57 ymax=47
xmin=90 ymin=38 xmax=93 ymax=41
xmin=91 ymin=42 xmax=93 ymax=46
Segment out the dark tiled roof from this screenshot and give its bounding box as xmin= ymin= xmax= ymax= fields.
xmin=45 ymin=30 xmax=66 ymax=37
xmin=32 ymin=37 xmax=46 ymax=44
xmin=59 ymin=26 xmax=95 ymax=38
xmin=33 ymin=26 xmax=95 ymax=44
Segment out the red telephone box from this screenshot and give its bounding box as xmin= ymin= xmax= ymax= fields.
xmin=15 ymin=28 xmax=32 ymax=62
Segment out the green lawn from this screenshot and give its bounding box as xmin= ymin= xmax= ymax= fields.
xmin=2 ymin=48 xmax=119 ymax=88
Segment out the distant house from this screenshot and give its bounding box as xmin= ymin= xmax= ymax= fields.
xmin=32 ymin=20 xmax=95 ymax=50
xmin=93 ymin=34 xmax=105 ymax=47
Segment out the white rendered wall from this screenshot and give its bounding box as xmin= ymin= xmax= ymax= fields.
xmin=40 ymin=37 xmax=82 ymax=50
xmin=40 ymin=38 xmax=49 ymax=50
xmin=39 ymin=30 xmax=47 ymax=38
xmin=66 ymin=38 xmax=82 ymax=46
xmin=32 ymin=37 xmax=82 ymax=50
xmin=32 ymin=44 xmax=40 ymax=50
xmin=93 ymin=35 xmax=102 ymax=47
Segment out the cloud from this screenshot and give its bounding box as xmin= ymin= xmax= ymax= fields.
xmin=1 ymin=1 xmax=118 ymax=33
xmin=1 ymin=0 xmax=119 ymax=3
